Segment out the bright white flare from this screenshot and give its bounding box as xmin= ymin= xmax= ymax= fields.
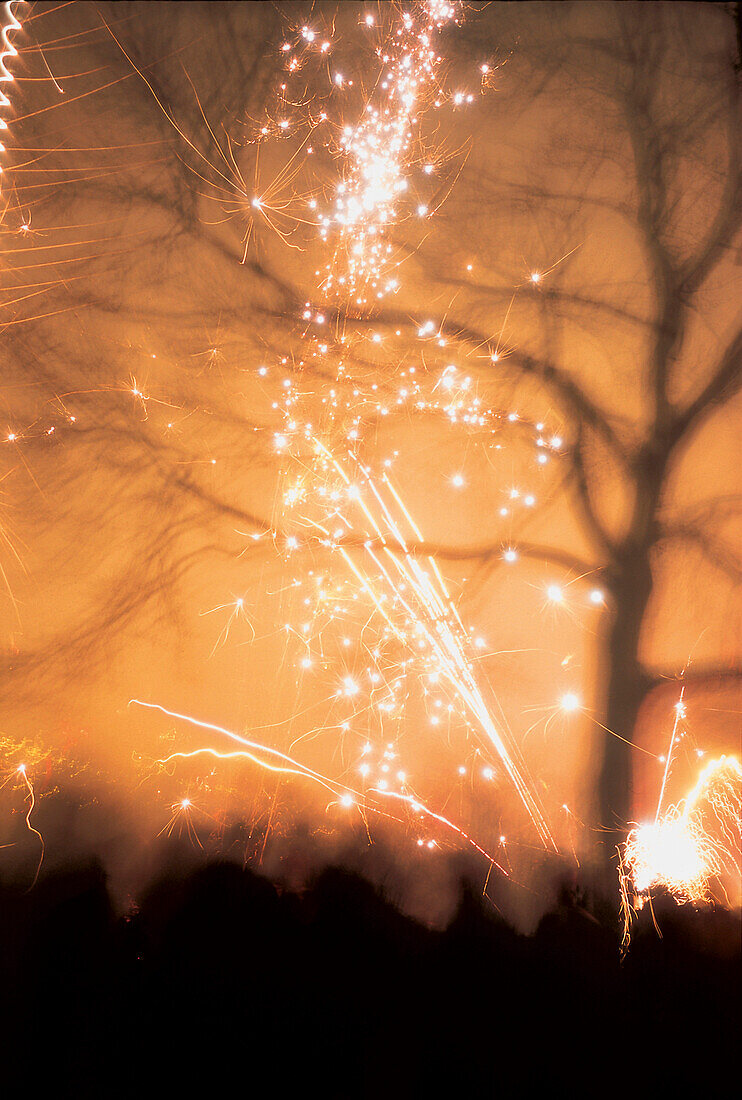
xmin=623 ymin=755 xmax=742 ymax=906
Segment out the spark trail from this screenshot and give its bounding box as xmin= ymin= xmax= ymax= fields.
xmin=294 ymin=442 xmax=555 ymax=849
xmin=130 ymin=699 xmax=505 ymax=866
xmin=17 ymin=764 xmax=44 ymax=888
xmin=135 ymin=0 xmax=557 ymax=867
xmin=0 ymin=0 xmax=22 ymax=206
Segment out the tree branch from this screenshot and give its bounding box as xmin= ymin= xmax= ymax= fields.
xmin=647 ymin=664 xmax=742 ymax=695
xmin=673 ymin=322 xmax=742 ymax=442
xmin=335 ymin=534 xmax=601 ymax=579
xmin=658 ymin=521 xmax=742 ymax=582
xmin=679 ymin=71 xmax=742 ymax=297
xmin=360 ymin=305 xmax=632 ymax=464
xmin=568 ymin=426 xmax=617 ymax=555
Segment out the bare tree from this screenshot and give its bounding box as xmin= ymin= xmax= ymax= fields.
xmin=387 ymin=1 xmax=742 ymax=867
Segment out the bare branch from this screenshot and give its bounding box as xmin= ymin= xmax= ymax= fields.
xmin=658 ymin=521 xmax=742 ymax=583
xmin=616 ymin=9 xmax=687 ymax=429
xmin=568 ymin=426 xmax=617 ymax=555
xmin=647 ymin=665 xmax=742 ymax=695
xmin=673 ymin=322 xmax=742 ymax=442
xmin=361 ymin=304 xmax=632 ymax=464
xmin=336 ymin=533 xmax=601 ymax=580
xmin=680 ymin=75 xmax=742 ymax=296
xmin=160 ymin=468 xmax=605 ymax=580
xmin=664 ymin=494 xmax=742 ymax=526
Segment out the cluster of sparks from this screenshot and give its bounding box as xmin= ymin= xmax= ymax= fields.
xmin=136 ymin=1 xmax=562 ymax=870
xmin=268 ymin=412 xmax=557 ymax=850
xmin=318 ymin=1 xmax=462 ymax=303
xmin=624 ymin=757 xmax=741 ymax=903
xmin=0 ymin=1 xmax=738 ymax=926
xmin=138 ymin=1 xmax=742 ymax=905
xmin=620 ymin=693 xmax=742 ymax=940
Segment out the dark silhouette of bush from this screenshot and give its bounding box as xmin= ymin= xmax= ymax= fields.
xmin=0 ymin=860 xmax=738 ymax=1096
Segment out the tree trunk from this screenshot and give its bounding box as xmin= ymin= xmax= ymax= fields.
xmin=597 ymin=552 xmax=654 ymax=886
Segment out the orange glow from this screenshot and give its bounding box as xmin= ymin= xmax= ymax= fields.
xmin=0 ymin=2 xmax=739 ymax=934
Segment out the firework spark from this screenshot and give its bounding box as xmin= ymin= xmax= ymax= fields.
xmin=319 ymin=1 xmax=463 ymax=304
xmin=4 ymin=1 xmax=734 ymax=929
xmin=620 ymin=734 xmax=742 ymax=947
xmin=290 ymin=441 xmax=555 ymax=848
xmin=127 ymin=0 xmax=563 ymax=878
xmin=132 ymin=699 xmax=506 ymax=866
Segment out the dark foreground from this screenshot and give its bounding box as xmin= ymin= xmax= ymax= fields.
xmin=1 ymin=860 xmax=738 ymax=1096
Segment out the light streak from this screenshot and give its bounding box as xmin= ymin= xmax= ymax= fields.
xmin=272 ymin=420 xmax=556 ymax=850
xmin=132 ymin=700 xmax=513 ymax=865
xmin=132 ymin=698 xmax=352 ymax=800
xmin=369 ymin=785 xmax=507 ymax=872
xmin=0 ymin=0 xmax=22 ymax=207
xmin=655 ymin=690 xmax=686 ymax=824
xmin=17 ymin=763 xmax=44 ymax=888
